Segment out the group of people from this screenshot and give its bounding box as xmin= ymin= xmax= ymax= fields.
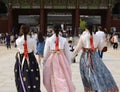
xmin=0 ymin=32 xmax=19 ymax=48
xmin=14 ymin=23 xmax=119 ymax=92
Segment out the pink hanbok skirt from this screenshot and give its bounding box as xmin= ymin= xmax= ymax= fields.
xmin=43 ymin=51 xmax=75 ymax=92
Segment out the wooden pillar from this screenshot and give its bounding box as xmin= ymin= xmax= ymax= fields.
xmin=72 ymin=11 xmax=75 ymax=36
xmin=44 ymin=11 xmax=47 ymax=36
xmin=101 ymin=14 xmax=106 ymax=28
xmin=8 ymin=5 xmax=13 ymax=33
xmin=40 ymin=8 xmax=45 ymax=35
xmin=106 ymin=7 xmax=111 ymax=31
xmin=74 ymin=8 xmax=80 ymax=36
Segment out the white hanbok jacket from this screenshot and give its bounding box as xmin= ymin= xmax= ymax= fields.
xmin=73 ymin=31 xmax=107 ymax=56
xmin=43 ymin=34 xmax=72 ymax=63
xmin=16 ymin=35 xmax=36 ymax=54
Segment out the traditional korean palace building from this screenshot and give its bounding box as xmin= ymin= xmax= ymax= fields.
xmin=0 ymin=0 xmax=120 ymax=35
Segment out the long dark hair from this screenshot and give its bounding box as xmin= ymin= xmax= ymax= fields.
xmin=37 ymin=31 xmax=44 ymax=42
xmin=20 ymin=25 xmax=30 ymax=58
xmin=53 ymin=24 xmax=62 ymax=37
xmin=85 ymin=22 xmax=93 ymax=36
xmin=20 ymin=25 xmax=30 ymax=40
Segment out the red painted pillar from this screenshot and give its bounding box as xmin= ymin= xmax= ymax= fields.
xmin=72 ymin=11 xmax=75 ymax=36
xmin=106 ymin=7 xmax=111 ymax=31
xmin=40 ymin=8 xmax=45 ymax=35
xmin=8 ymin=5 xmax=13 ymax=33
xmin=75 ymin=8 xmax=80 ymax=36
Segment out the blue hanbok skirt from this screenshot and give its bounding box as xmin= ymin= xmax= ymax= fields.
xmin=80 ymin=49 xmax=118 ymax=91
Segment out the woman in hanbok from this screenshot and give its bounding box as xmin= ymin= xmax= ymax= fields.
xmin=14 ymin=25 xmax=41 ymax=92
xmin=72 ymin=22 xmax=119 ymax=92
xmin=43 ymin=24 xmax=75 ymax=92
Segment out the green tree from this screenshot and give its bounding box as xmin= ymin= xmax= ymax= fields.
xmin=80 ymin=19 xmax=86 ymax=33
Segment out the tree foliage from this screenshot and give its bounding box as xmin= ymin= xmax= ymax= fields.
xmin=80 ymin=19 xmax=86 ymax=32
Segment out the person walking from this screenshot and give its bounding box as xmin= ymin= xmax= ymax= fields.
xmin=68 ymin=40 xmax=76 ymax=63
xmin=43 ymin=24 xmax=75 ymax=92
xmin=36 ymin=31 xmax=45 ymax=68
xmin=5 ymin=32 xmax=11 ymax=49
xmin=111 ymin=33 xmax=119 ymax=49
xmin=72 ymin=22 xmax=119 ymax=92
xmin=96 ymin=26 xmax=106 ymax=58
xmin=14 ymin=34 xmax=18 ymax=47
xmin=14 ymin=25 xmax=41 ymax=92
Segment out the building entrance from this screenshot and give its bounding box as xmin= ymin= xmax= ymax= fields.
xmin=46 ymin=10 xmax=74 ymax=36
xmin=46 ymin=11 xmax=72 ymax=36
xmin=1 ymin=0 xmax=120 ymax=34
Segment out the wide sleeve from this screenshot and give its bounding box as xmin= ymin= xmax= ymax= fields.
xmin=64 ymin=39 xmax=72 ymax=64
xmin=43 ymin=39 xmax=50 ymax=64
xmin=16 ymin=36 xmax=24 ymax=46
xmin=72 ymin=36 xmax=83 ymax=58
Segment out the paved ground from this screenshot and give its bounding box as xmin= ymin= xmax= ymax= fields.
xmin=0 ymin=42 xmax=120 ymax=92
